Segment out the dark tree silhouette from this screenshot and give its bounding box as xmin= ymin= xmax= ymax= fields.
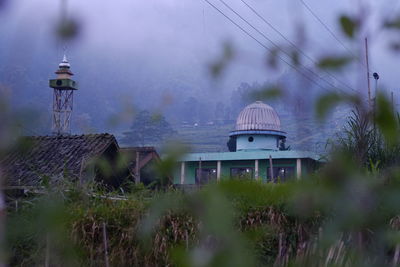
xmin=121 ymin=110 xmax=175 ymax=146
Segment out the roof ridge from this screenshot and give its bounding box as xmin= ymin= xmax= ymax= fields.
xmin=22 ymin=133 xmax=114 ymax=139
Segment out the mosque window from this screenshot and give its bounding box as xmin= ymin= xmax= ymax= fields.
xmin=195 ymin=168 xmax=217 ymax=185
xmin=248 ymin=136 xmax=254 ymax=142
xmin=267 ymin=167 xmax=295 ymax=182
xmin=230 ymin=167 xmax=253 ymax=179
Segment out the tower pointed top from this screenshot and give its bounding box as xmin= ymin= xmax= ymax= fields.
xmin=59 ymin=53 xmax=71 ymax=69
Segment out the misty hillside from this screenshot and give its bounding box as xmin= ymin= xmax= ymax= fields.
xmin=1 ymin=0 xmax=395 ymax=153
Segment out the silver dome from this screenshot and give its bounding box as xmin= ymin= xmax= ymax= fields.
xmin=235 ymin=101 xmax=281 ymax=131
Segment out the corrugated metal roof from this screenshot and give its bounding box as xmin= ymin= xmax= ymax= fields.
xmin=235 ymin=101 xmax=281 ymax=131
xmin=177 ymin=150 xmax=322 ymax=162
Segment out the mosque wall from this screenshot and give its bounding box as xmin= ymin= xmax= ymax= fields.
xmin=176 ymin=159 xmax=298 ymax=185
xmin=236 ymin=135 xmax=279 ymax=151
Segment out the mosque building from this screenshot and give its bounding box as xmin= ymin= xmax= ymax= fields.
xmin=174 ymin=101 xmax=321 ymax=185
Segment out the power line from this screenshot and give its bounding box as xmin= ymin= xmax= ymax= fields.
xmin=217 ymin=0 xmax=335 ymax=89
xmin=239 ymin=0 xmax=357 ymax=93
xmin=202 ymin=0 xmax=329 ymax=91
xmin=214 ymin=0 xmax=355 ymax=95
xmin=298 ymin=0 xmax=369 ymax=71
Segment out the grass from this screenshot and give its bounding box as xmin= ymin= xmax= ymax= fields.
xmin=8 ymin=175 xmax=400 ymax=266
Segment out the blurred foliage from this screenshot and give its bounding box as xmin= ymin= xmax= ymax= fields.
xmin=375 ymin=93 xmax=400 ymax=146
xmin=317 ymin=56 xmax=352 ymax=70
xmin=315 ymin=92 xmax=361 ymax=121
xmin=6 ymin=171 xmax=400 ymax=266
xmin=0 ymin=0 xmax=8 ymax=11
xmin=5 ymin=74 xmax=400 ymax=267
xmin=56 ymin=19 xmax=80 ymax=41
xmin=250 ymin=85 xmax=283 ymax=101
xmin=384 ymin=17 xmax=400 ymax=30
xmin=209 ymin=42 xmax=235 ymax=79
xmin=339 ymin=15 xmax=358 ymax=39
xmin=4 ymin=0 xmax=400 ymax=266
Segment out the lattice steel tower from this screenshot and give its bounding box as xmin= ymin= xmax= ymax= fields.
xmin=49 ymin=55 xmax=78 ymax=135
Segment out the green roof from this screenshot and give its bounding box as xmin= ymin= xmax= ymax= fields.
xmin=178 ymin=150 xmax=322 ymax=162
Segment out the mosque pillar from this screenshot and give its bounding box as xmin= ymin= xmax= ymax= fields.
xmin=180 ymin=162 xmax=185 ymax=184
xmin=254 ymin=159 xmax=259 ymax=180
xmin=296 ymin=159 xmax=302 ymax=179
xmin=217 ymin=161 xmax=221 ymax=181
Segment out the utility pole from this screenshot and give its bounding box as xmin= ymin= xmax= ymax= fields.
xmin=365 ymin=38 xmax=372 ymax=109
xmin=371 ymin=71 xmax=380 ymax=133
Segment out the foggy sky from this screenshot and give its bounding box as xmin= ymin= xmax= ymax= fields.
xmin=1 ymin=0 xmax=400 ymax=119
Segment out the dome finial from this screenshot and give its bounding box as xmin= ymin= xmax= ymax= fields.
xmin=59 ymin=46 xmax=71 ymax=69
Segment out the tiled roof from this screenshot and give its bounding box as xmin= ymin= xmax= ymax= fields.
xmin=1 ymin=133 xmax=118 ymax=187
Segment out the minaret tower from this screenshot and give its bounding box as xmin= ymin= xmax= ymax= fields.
xmin=49 ymin=54 xmax=78 ymax=135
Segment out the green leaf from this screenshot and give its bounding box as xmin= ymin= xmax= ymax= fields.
xmin=375 ymin=93 xmax=399 ymax=145
xmin=315 ymin=93 xmax=360 ymax=120
xmin=389 ymin=42 xmax=400 ymax=52
xmin=317 ymin=56 xmax=352 ymax=70
xmin=340 ymin=15 xmax=357 ymax=38
xmin=291 ymin=50 xmax=300 ymax=66
xmin=209 ymin=42 xmax=234 ymax=78
xmin=315 ymin=92 xmax=344 ymax=120
xmin=151 ymin=112 xmax=162 ymax=122
xmin=384 ymin=17 xmax=400 ymax=29
xmin=56 ymin=19 xmax=80 ymax=40
xmin=267 ymin=48 xmax=279 ymax=69
xmin=250 ymin=86 xmax=283 ymax=101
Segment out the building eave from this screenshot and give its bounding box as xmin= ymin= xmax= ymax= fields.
xmin=229 ymin=130 xmax=287 ymax=138
xmin=174 ymin=150 xmax=322 ymax=162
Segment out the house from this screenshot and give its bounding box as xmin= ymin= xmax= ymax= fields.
xmin=120 ymin=147 xmax=162 ymax=186
xmin=174 ymin=101 xmax=321 ymax=185
xmin=1 ymin=133 xmax=131 ymax=189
